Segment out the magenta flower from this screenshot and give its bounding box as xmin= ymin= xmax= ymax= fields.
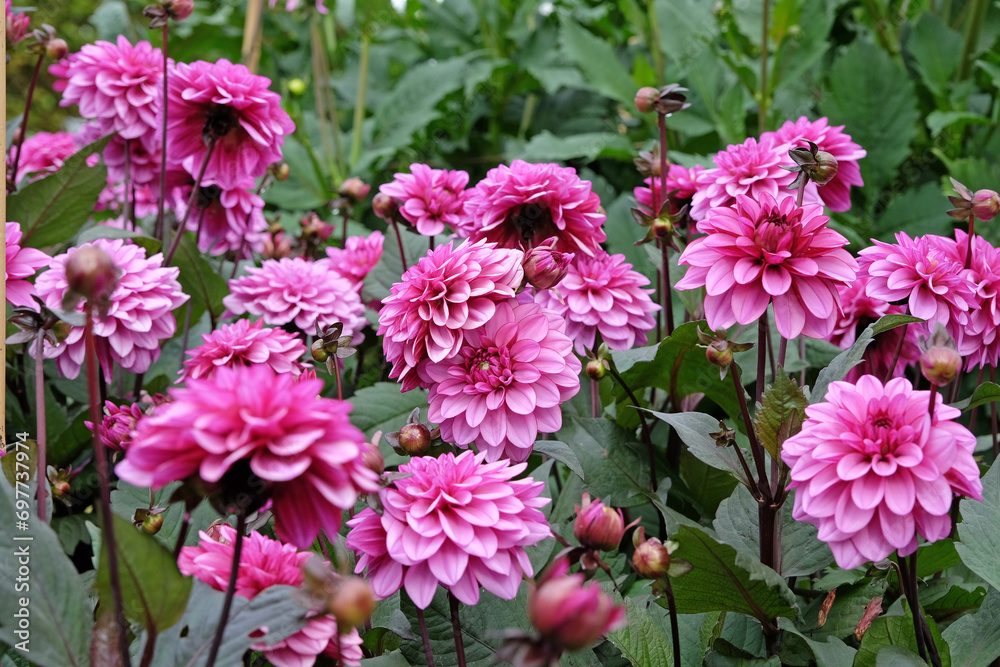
xmin=6 ymin=1 xmax=30 ymax=45
xmin=224 ymin=257 xmax=366 ymax=338
xmin=51 ymin=36 xmax=162 ymax=143
xmin=634 ymin=163 xmax=703 ymax=215
xmin=378 ymin=239 xmax=524 ymax=392
xmin=534 ymin=250 xmax=659 ymax=355
xmin=677 ymin=193 xmax=857 ymax=339
xmin=528 ymin=558 xmax=626 ymax=651
xmin=948 ymin=231 xmax=1000 ymax=370
xmin=5 ymin=222 xmax=49 ymax=308
xmin=116 ymin=365 xmax=380 ymax=548
xmin=764 ymin=116 xmax=867 ymax=212
xmin=269 ymin=0 xmax=329 ymax=12
xmin=782 ymin=375 xmax=983 ymax=569
xmin=463 ymin=160 xmax=607 ymax=256
xmin=345 ymin=451 xmax=551 ymax=609
xmin=103 ymin=133 xmax=161 ymax=190
xmin=180 ymin=318 xmax=307 ymax=382
xmin=85 ymin=400 xmax=145 ymax=453
xmin=325 ymin=230 xmax=384 ymax=289
xmin=179 ymin=525 xmax=362 ymax=667
xmin=172 ymin=178 xmax=267 ymax=256
xmin=379 ymin=164 xmax=470 ymax=236
xmin=11 ymin=131 xmax=76 ymax=184
xmin=858 ymin=232 xmax=978 ymax=332
xmin=35 ymin=239 xmax=189 ymax=380
xmin=167 ymin=59 xmax=295 ymax=186
xmin=420 ymin=300 xmax=581 ymax=462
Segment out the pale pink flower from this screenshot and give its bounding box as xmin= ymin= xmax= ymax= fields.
xmin=858 ymin=232 xmax=978 ymax=331
xmin=378 ymin=240 xmax=524 ymax=392
xmin=117 ymin=365 xmax=380 ymax=548
xmin=528 ymin=558 xmax=626 ymax=651
xmin=96 ymin=182 xmax=160 ymax=221
xmin=179 ymin=525 xmax=362 ymax=667
xmin=51 ymin=36 xmax=162 ymax=143
xmin=85 ymin=400 xmax=145 ymax=453
xmin=420 ymin=300 xmax=581 ymax=462
xmin=463 ymin=160 xmax=607 ymax=257
xmin=534 ymin=250 xmax=659 ymax=355
xmin=5 ymin=222 xmax=49 ymax=308
xmin=345 ymin=451 xmax=551 ymax=609
xmin=689 ymin=136 xmax=819 ymax=221
xmin=782 ymin=375 xmax=983 ymax=569
xmin=379 ymin=164 xmax=470 ymax=236
xmin=6 ymin=1 xmax=30 ymax=45
xmin=677 ymin=193 xmax=857 ymax=339
xmin=633 ymin=163 xmax=703 ymax=215
xmin=11 ymin=131 xmax=76 ymax=184
xmin=180 ymin=318 xmax=307 ymax=382
xmin=765 ymin=116 xmax=867 ymax=212
xmin=167 ymin=59 xmax=295 ymax=186
xmin=35 ymin=239 xmax=189 ymax=380
xmin=224 ymin=257 xmax=366 ymax=338
xmin=172 ymin=178 xmax=268 ymax=256
xmin=325 ymin=230 xmax=384 ymax=288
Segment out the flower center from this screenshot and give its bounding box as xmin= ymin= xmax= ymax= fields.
xmin=507 ymin=203 xmax=558 ymax=249
xmin=203 ymin=105 xmax=239 ymax=143
xmin=464 ymin=345 xmax=513 ymax=392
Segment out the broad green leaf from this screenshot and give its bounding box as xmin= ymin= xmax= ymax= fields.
xmin=951 ymin=382 xmax=1000 ymax=412
xmin=926 ymin=111 xmax=990 ymax=138
xmin=646 ymin=411 xmax=746 ymax=483
xmin=779 ymin=626 xmax=857 ymax=667
xmin=915 ymin=540 xmax=963 ymax=578
xmin=854 ymin=606 xmax=951 ymax=667
xmin=507 ymin=131 xmax=634 ymax=163
xmin=11 ymin=136 xmax=110 ymax=249
xmin=361 ymin=653 xmax=411 ymax=667
xmin=171 ymin=233 xmax=227 ymax=327
xmin=665 ymin=526 xmax=799 ymax=623
xmin=810 ymin=576 xmax=888 ymax=642
xmin=349 ymin=383 xmax=429 ymax=468
xmin=95 ymin=514 xmax=192 ymax=633
xmin=922 ymin=583 xmax=986 ymax=620
xmin=654 ymin=0 xmax=716 ymax=70
xmin=942 ymin=587 xmax=1000 ymax=667
xmin=556 ymin=416 xmax=652 ymax=508
xmin=874 ymin=183 xmax=955 ymax=241
xmin=753 ymin=368 xmax=806 ymax=460
xmin=533 ymin=440 xmax=584 ymax=481
xmin=606 ymin=598 xmax=675 ymax=667
xmin=261 ymin=135 xmax=328 ymax=210
xmin=904 ymin=13 xmax=962 ymax=103
xmin=956 ymin=463 xmax=1000 ymax=590
xmin=872 ymin=315 xmax=924 ymax=336
xmin=875 ymin=646 xmax=929 ymax=666
xmin=560 ymin=19 xmax=635 ymax=106
xmin=0 ymin=481 xmax=91 ymax=667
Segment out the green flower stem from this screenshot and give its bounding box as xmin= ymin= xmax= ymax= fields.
xmin=957 ymin=0 xmax=989 ymax=81
xmin=349 ymin=33 xmax=370 ymax=168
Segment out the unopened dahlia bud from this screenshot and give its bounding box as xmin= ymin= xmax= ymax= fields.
xmin=632 ymin=528 xmax=671 ymax=579
xmin=64 ymin=245 xmax=118 ymax=308
xmin=972 ymin=189 xmax=1000 ymax=222
xmin=361 ymin=441 xmax=384 ymax=476
xmin=920 ymin=346 xmax=961 ymax=387
xmin=272 ymin=162 xmax=290 ymax=182
xmin=163 ymin=0 xmax=194 ymax=20
xmin=372 ymin=192 xmax=398 ymax=220
xmin=705 ymin=340 xmax=733 ymax=369
xmin=339 ymin=177 xmax=371 ymax=204
xmin=310 ymin=338 xmax=329 ymax=363
xmin=574 ymin=494 xmax=626 ymax=551
xmin=523 ymin=237 xmax=573 ymax=290
xmin=288 ymin=78 xmax=307 ymax=96
xmin=141 ymin=512 xmax=164 ymax=535
xmin=811 ymin=151 xmax=839 ymax=186
xmin=45 ymin=37 xmax=68 ymax=60
xmin=634 ymin=87 xmax=659 ymax=114
xmin=329 ymin=577 xmax=376 ymax=628
xmin=585 ymin=358 xmax=606 ymax=381
xmin=652 ymin=83 xmax=691 ymax=116
xmin=397 ymin=423 xmax=431 ymax=456
xmin=528 ymin=558 xmax=625 ymax=651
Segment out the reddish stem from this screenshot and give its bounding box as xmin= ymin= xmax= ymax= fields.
xmin=34 ymin=334 xmax=47 ymax=522
xmin=205 ymin=512 xmax=247 ymax=667
xmin=165 ymin=136 xmax=218 ymax=265
xmin=155 ymin=22 xmax=169 ymax=242
xmin=8 ymin=53 xmax=45 ymax=193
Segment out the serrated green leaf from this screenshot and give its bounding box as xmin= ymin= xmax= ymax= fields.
xmin=606 ymin=598 xmax=675 ymax=667
xmin=779 ymin=627 xmax=857 ymax=667
xmin=956 ymin=463 xmax=1000 ymax=590
xmin=905 ymin=13 xmax=962 ymax=103
xmin=533 ymin=440 xmax=584 ymax=481
xmin=560 ymin=19 xmax=635 ymax=106
xmin=854 ymin=606 xmax=951 ymax=667
xmin=556 ymin=416 xmax=652 ymax=508
xmin=753 ymin=368 xmax=806 ymax=460
xmin=171 ymin=233 xmax=227 ymax=327
xmin=942 ymin=586 xmax=1000 ymax=667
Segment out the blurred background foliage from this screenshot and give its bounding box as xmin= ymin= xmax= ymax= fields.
xmin=10 ymin=0 xmax=1000 ymax=270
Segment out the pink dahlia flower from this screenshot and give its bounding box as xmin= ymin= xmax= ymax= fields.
xmin=379 ymin=164 xmax=470 ymax=236
xmin=172 ymin=178 xmax=267 ymax=256
xmin=269 ymin=0 xmax=329 ymax=12
xmin=180 ymin=318 xmax=307 ymax=382
xmin=858 ymin=232 xmax=978 ymax=332
xmin=51 ymin=36 xmax=162 ymax=143
xmin=103 ymin=133 xmax=161 ymax=189
xmin=97 ymin=182 xmax=160 ymax=222
xmin=35 ymin=238 xmax=189 ymax=380
xmin=224 ymin=258 xmax=366 ymax=338
xmin=5 ymin=222 xmax=50 ymax=308
xmin=782 ymin=375 xmax=983 ymax=569
xmin=420 ymin=300 xmax=581 ymax=462
xmin=85 ymin=400 xmax=145 ymax=453
xmin=116 ymin=365 xmax=380 ymax=548
xmin=167 ymin=59 xmax=295 ymax=186
xmin=345 ymin=451 xmax=551 ymax=609
xmin=689 ymin=136 xmax=819 ymax=221
xmin=534 ymin=250 xmax=659 ymax=355
xmin=11 ymin=131 xmax=76 ymax=184
xmin=6 ymin=1 xmax=30 ymax=45
xmin=938 ymin=231 xmax=1000 ymax=370
xmin=528 ymin=558 xmax=626 ymax=651
xmin=677 ymin=193 xmax=857 ymax=339
xmin=634 ymin=163 xmax=703 ymax=215
xmin=378 ymin=239 xmax=524 ymax=392
xmin=179 ymin=525 xmax=362 ymax=667
xmin=463 ymin=160 xmax=607 ymax=257
xmin=764 ymin=116 xmax=867 ymax=212
xmin=325 ymin=230 xmax=384 ymax=289
xmin=830 ymin=276 xmax=921 ymax=382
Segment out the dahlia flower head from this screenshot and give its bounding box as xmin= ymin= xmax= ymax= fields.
xmin=5 ymin=222 xmax=49 ymax=308
xmin=178 ymin=525 xmax=363 ymax=667
xmin=633 ymin=163 xmax=703 ymax=215
xmin=173 ymin=178 xmax=268 ymax=256
xmin=781 ymin=375 xmax=982 ymax=570
xmin=379 ymin=164 xmax=470 ymax=236
xmin=269 ymin=0 xmax=329 ymax=12
xmin=378 ymin=239 xmax=524 ymax=392
xmin=97 ymin=182 xmax=161 ymax=222
xmin=463 ymin=160 xmax=607 ymax=257
xmin=345 ymin=451 xmax=551 ymax=609
xmin=936 ymin=230 xmax=1000 ymax=370
xmin=12 ymin=131 xmax=76 ymax=184
xmin=85 ymin=400 xmax=145 ymax=453
xmin=676 ymin=193 xmax=857 ymax=339
xmin=421 ymin=300 xmax=581 ymax=462
xmin=180 ymin=318 xmax=307 ymax=382
xmin=103 ymin=133 xmax=162 ymax=190
xmin=528 ymin=557 xmax=626 ymax=651
xmin=325 ymin=230 xmax=384 ymax=289
xmin=6 ymin=1 xmax=30 ymax=45
xmin=116 ymin=364 xmax=381 ymax=548
xmin=764 ymin=116 xmax=867 ymax=212
xmin=167 ymin=59 xmax=295 ymax=187
xmin=36 ymin=238 xmax=189 ymax=380
xmin=829 ymin=275 xmax=921 ymax=382
xmin=533 ymin=250 xmax=660 ymax=355
xmin=51 ymin=36 xmax=162 ymax=146
xmin=224 ymin=257 xmax=366 ymax=339
xmin=689 ymin=135 xmax=820 ymax=221
xmin=858 ymin=232 xmax=978 ymax=334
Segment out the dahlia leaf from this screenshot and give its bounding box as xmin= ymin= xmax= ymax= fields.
xmin=854 ymin=606 xmax=951 ymax=667
xmin=509 ymin=130 xmax=634 ymax=163
xmin=645 ymin=410 xmax=747 ymax=485
xmin=810 ymin=576 xmax=888 ymax=643
xmin=171 ymin=233 xmax=228 ymax=327
xmin=560 ymin=19 xmax=636 ymax=107
xmin=951 ymin=382 xmax=1000 ymax=413
xmin=558 ymin=416 xmax=654 ymax=508
xmin=942 ymin=587 xmax=1000 ymax=667
xmin=349 ymin=383 xmax=430 ymax=469
xmin=956 ymin=463 xmax=1000 ymax=592
xmin=604 ymin=598 xmax=677 ymax=667
xmin=871 ymin=314 xmax=924 ymax=336
xmin=533 ymin=440 xmax=584 ymax=481
xmin=779 ymin=627 xmax=857 ymax=667
xmin=922 ymin=584 xmax=986 ymax=621
xmin=754 ymin=367 xmax=806 ymax=460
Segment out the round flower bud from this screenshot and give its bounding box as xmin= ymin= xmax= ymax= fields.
xmin=810 ymin=151 xmax=839 ymax=186
xmin=288 ymin=78 xmax=307 ymax=96
xmin=523 ymin=237 xmax=573 ymax=290
xmin=972 ymin=189 xmax=1000 ymax=222
xmin=574 ymin=494 xmax=625 ymax=551
xmin=705 ymin=341 xmax=733 ymax=369
xmin=529 ymin=558 xmax=624 ymax=651
xmin=585 ymin=359 xmax=606 ymax=381
xmin=372 ymin=192 xmax=398 ymax=220
xmin=141 ymin=512 xmax=164 ymax=535
xmin=920 ymin=346 xmax=961 ymax=387
xmin=633 ymin=536 xmax=671 ymax=579
xmin=310 ymin=338 xmax=329 ymax=363
xmin=339 ymin=177 xmax=371 ymax=204
xmin=397 ymin=422 xmax=431 ymax=456
xmin=46 ymin=38 xmax=68 ymax=60
xmin=163 ymin=0 xmax=194 ymax=20
xmin=52 ymin=480 xmax=71 ymax=498
xmin=273 ymin=163 xmax=290 ymax=182
xmin=360 ymin=441 xmax=384 ymax=475
xmin=634 ymin=87 xmax=660 ymax=114
xmin=64 ymin=245 xmax=118 ymax=304
xmin=329 ymin=577 xmax=376 ymax=628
